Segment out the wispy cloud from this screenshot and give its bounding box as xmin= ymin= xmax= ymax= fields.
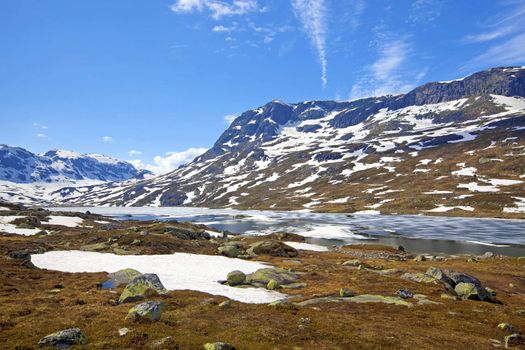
xmin=463 ymin=1 xmax=525 ymax=69
xmin=467 ymin=33 xmax=525 ymax=68
xmin=170 ymin=0 xmax=260 ymax=20
xmin=292 ymin=0 xmax=328 ymax=87
xmin=101 ymin=136 xmax=114 ymax=143
xmin=409 ymin=0 xmax=442 ymax=24
xmin=350 ymin=36 xmax=427 ymax=99
xmin=128 ymin=150 xmax=143 ymax=156
xmin=224 ymin=114 xmax=237 ymax=124
xmin=36 ymin=133 xmax=47 ymax=138
xmin=463 ymin=1 xmax=525 ymax=43
xmin=130 ymin=147 xmax=208 ymax=174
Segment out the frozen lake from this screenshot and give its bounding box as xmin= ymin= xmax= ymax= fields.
xmin=50 ymin=207 xmax=525 ymax=256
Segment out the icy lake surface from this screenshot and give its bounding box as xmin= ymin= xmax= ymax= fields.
xmin=51 ymin=207 xmax=525 ymax=256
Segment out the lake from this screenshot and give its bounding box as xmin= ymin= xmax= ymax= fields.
xmin=50 ymin=207 xmax=525 ymax=256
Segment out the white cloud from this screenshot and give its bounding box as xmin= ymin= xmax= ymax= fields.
xmin=409 ymin=0 xmax=442 ymax=24
xmin=102 ymin=136 xmax=114 ymax=143
xmin=467 ymin=33 xmax=525 ymax=68
xmin=212 ymin=25 xmax=234 ymax=32
xmin=350 ymin=37 xmax=427 ymax=99
xmin=292 ymin=0 xmax=328 ymax=87
xmin=128 ymin=150 xmax=143 ymax=156
xmin=170 ymin=0 xmax=259 ymax=20
xmin=224 ymin=114 xmax=237 ymax=124
xmin=36 ymin=133 xmax=47 ymax=138
xmin=131 ymin=147 xmax=208 ymax=174
xmin=463 ymin=1 xmax=525 ymax=43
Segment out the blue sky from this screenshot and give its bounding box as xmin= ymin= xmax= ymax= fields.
xmin=1 ymin=0 xmax=525 ymax=173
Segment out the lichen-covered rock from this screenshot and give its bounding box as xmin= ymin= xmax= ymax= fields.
xmin=498 ymin=323 xmax=520 ymax=334
xmin=119 ymin=273 xmax=168 ymax=303
xmin=339 ymin=288 xmax=354 ymax=297
xmin=164 ymin=226 xmax=210 ymax=240
xmin=454 ymin=282 xmax=491 ymax=301
xmin=80 ymin=242 xmax=107 ymax=252
xmin=38 ymin=327 xmax=87 ymax=348
xmin=267 ymin=279 xmax=280 ymax=290
xmin=126 ymin=301 xmax=165 ymax=321
xmin=413 ymin=255 xmax=426 ymax=262
xmin=226 ymin=270 xmax=246 ymax=286
xmin=106 ymin=268 xmax=143 ymax=288
xmin=217 ymin=242 xmax=243 ymax=258
xmin=425 ymin=267 xmax=455 ymax=289
xmin=245 ymin=268 xmax=299 ymax=286
xmin=401 ymin=272 xmax=437 ymax=284
xmin=203 ymin=342 xmax=237 ymax=350
xmin=246 ymin=240 xmax=298 ymax=258
xmin=296 ymin=295 xmax=412 ymax=307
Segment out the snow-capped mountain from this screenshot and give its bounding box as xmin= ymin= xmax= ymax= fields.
xmin=0 ymin=146 xmax=151 ymax=204
xmin=15 ymin=67 xmax=525 ymax=217
xmin=0 ymin=146 xmax=146 ymax=183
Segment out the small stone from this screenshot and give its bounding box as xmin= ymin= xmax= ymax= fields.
xmin=267 ymin=279 xmax=280 ymax=290
xmin=226 ymin=270 xmax=246 ymax=286
xmin=38 ymin=327 xmax=88 ymax=348
xmin=515 ymin=309 xmax=525 ymax=316
xmin=413 ymin=255 xmax=426 ymax=262
xmin=342 ymin=259 xmax=362 ymax=267
xmin=498 ymin=323 xmax=520 ymax=334
xmin=203 ymin=342 xmax=237 ymax=350
xmin=218 ymin=300 xmax=231 ymax=308
xmin=441 ymin=293 xmax=459 ymax=301
xmin=339 ymin=287 xmax=354 ymax=297
xmin=151 ymin=336 xmax=176 ymax=349
xmin=126 ymin=301 xmax=165 ymax=322
xmin=509 ymin=283 xmax=516 ymax=288
xmin=118 ymin=328 xmax=130 ymax=337
xmin=396 ymin=288 xmax=414 ymax=299
xmin=505 ymin=334 xmax=525 ymax=348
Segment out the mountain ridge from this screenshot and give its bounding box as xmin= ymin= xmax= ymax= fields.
xmin=4 ymin=67 xmax=525 ymax=218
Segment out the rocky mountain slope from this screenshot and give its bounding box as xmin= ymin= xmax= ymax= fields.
xmin=0 ymin=146 xmax=150 ymax=204
xmin=19 ymin=67 xmax=525 ymax=217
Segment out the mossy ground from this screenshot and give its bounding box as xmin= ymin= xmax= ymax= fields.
xmin=0 ymin=216 xmax=524 ymax=349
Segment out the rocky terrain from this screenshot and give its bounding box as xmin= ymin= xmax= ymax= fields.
xmin=0 ymin=146 xmax=151 ymax=205
xmin=0 ymin=203 xmax=524 ymax=349
xmin=53 ymin=67 xmax=525 ymax=219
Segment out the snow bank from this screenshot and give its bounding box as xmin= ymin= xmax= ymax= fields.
xmin=46 ymin=216 xmax=84 ymax=227
xmin=31 ymin=251 xmax=285 ymax=304
xmin=283 ymin=241 xmax=329 ymax=252
xmin=0 ymin=216 xmax=41 ymax=236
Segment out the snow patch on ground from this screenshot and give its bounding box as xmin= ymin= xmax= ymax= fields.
xmin=283 ymin=241 xmax=329 ymax=252
xmin=45 ymin=216 xmax=84 ymax=227
xmin=425 ymin=205 xmax=475 ymax=213
xmin=503 ymin=197 xmax=525 ymax=213
xmin=0 ymin=216 xmax=42 ymax=235
xmin=31 ymin=251 xmax=285 ymax=304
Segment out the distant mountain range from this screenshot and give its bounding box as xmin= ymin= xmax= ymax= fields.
xmin=1 ymin=67 xmax=524 ymax=218
xmin=0 ymin=146 xmax=150 ymax=204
